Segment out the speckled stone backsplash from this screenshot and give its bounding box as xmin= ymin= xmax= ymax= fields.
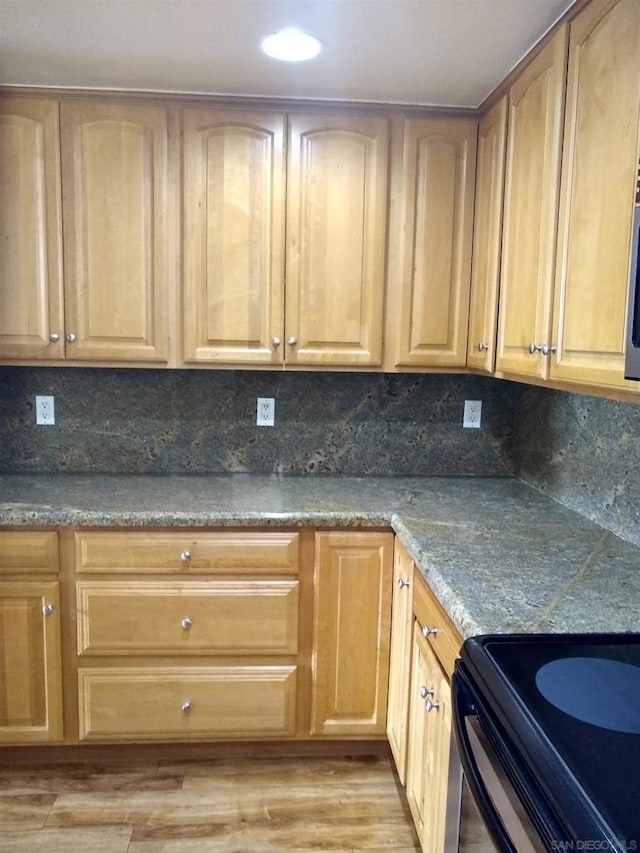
xmin=0 ymin=367 xmax=516 ymax=476
xmin=510 ymin=385 xmax=640 ymax=548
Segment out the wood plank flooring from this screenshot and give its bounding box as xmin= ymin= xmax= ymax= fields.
xmin=0 ymin=753 xmax=420 ymax=852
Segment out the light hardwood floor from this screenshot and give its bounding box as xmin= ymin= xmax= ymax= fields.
xmin=0 ymin=752 xmax=420 ymax=852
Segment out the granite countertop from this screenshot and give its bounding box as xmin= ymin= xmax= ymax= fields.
xmin=1 ymin=473 xmax=639 ymax=639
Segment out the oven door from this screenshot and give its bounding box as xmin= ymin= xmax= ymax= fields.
xmin=452 ymin=667 xmax=557 ymax=852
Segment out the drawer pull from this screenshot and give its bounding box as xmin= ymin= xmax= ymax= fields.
xmin=422 ymin=624 xmax=439 ymax=638
xmin=397 ymin=578 xmax=410 ymax=589
xmin=180 ymin=550 xmax=192 ymax=562
xmin=181 ymin=617 xmax=193 ymax=630
xmin=181 ymin=701 xmax=192 ymax=713
xmin=42 ymin=603 xmax=55 ymax=616
xmin=419 ymin=685 xmax=434 ymax=699
xmin=425 ymin=699 xmax=440 ymax=713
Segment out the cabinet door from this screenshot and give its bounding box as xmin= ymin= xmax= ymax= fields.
xmin=388 ymin=117 xmax=477 ymax=368
xmin=61 ymin=102 xmax=169 ymax=362
xmin=551 ymin=0 xmax=640 ymax=390
xmin=467 ymin=99 xmax=507 ymax=373
xmin=496 ymin=27 xmax=568 ymax=379
xmin=0 ymin=98 xmax=64 ymax=360
xmin=387 ymin=540 xmax=414 ymax=784
xmin=311 ymin=531 xmax=393 ymax=736
xmin=0 ymin=581 xmax=62 ymax=743
xmin=182 ymin=109 xmax=286 ymax=364
xmin=286 ymin=114 xmax=388 ymax=366
xmin=406 ymin=624 xmax=458 ymax=853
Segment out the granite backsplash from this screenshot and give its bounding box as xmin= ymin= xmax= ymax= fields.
xmin=0 ymin=367 xmax=516 ymax=477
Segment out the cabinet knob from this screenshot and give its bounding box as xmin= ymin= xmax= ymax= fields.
xmin=65 ymin=332 xmax=77 ymax=343
xmin=181 ymin=701 xmax=192 ymax=713
xmin=419 ymin=685 xmax=434 ymax=699
xmin=541 ymin=343 xmax=557 ymax=356
xmin=49 ymin=332 xmax=60 ymax=343
xmin=528 ymin=342 xmax=542 ymax=354
xmin=180 ymin=549 xmax=191 ymax=562
xmin=42 ymin=603 xmax=55 ymax=616
xmin=181 ymin=617 xmax=192 ymax=630
xmin=287 ymin=336 xmax=297 ymax=346
xmin=272 ymin=336 xmax=281 ymax=348
xmin=476 ymin=342 xmax=489 ymax=352
xmin=397 ymin=578 xmax=410 ymax=589
xmin=425 ymin=699 xmax=440 ymax=713
xmin=422 ymin=625 xmax=439 ymax=638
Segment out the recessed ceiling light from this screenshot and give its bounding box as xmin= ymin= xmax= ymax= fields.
xmin=261 ymin=28 xmax=322 ymax=62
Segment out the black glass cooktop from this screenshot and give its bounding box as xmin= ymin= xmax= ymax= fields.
xmin=461 ymin=633 xmax=640 ymax=850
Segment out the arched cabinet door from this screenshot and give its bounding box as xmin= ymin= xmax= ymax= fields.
xmin=286 ymin=114 xmax=389 ymax=367
xmin=182 ymin=109 xmax=286 ymax=365
xmin=61 ymin=102 xmax=170 ymax=363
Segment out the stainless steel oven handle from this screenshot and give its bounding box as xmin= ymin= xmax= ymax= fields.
xmin=452 ymin=672 xmax=518 ymax=853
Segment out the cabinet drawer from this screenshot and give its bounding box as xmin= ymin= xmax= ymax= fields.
xmin=75 ymin=531 xmax=299 ymax=574
xmin=413 ymin=573 xmax=461 ymax=679
xmin=76 ymin=580 xmax=299 ymax=655
xmin=0 ymin=531 xmax=58 ymax=574
xmin=78 ymin=666 xmax=297 ymax=740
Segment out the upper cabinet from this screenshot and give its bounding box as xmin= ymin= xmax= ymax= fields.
xmin=495 ymin=27 xmax=568 ymax=380
xmin=0 ymin=98 xmax=64 ymax=361
xmin=182 ymin=109 xmax=388 ymax=368
xmin=61 ymin=102 xmax=170 ymax=363
xmin=551 ymin=0 xmax=640 ymax=391
xmin=466 ymin=98 xmax=507 ymax=373
xmin=385 ymin=117 xmax=477 ymax=370
xmin=182 ymin=109 xmax=286 ymax=365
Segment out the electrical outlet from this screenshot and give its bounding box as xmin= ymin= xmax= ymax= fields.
xmin=35 ymin=395 xmax=55 ymax=426
xmin=463 ymin=400 xmax=482 ymax=429
xmin=256 ymin=397 xmax=275 ymax=427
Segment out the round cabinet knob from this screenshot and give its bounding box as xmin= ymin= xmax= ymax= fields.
xmin=42 ymin=603 xmax=55 ymax=616
xmin=419 ymin=686 xmax=434 ymax=699
xmin=422 ymin=625 xmax=439 ymax=638
xmin=541 ymin=343 xmax=557 ymax=356
xmin=397 ymin=578 xmax=410 ymax=590
xmin=65 ymin=332 xmax=77 ymax=343
xmin=528 ymin=342 xmax=542 ymax=354
xmin=181 ymin=701 xmax=192 ymax=713
xmin=476 ymin=342 xmax=489 ymax=352
xmin=287 ymin=336 xmax=297 ymax=346
xmin=181 ymin=617 xmax=192 ymax=630
xmin=272 ymin=336 xmax=281 ymax=349
xmin=49 ymin=332 xmax=60 ymax=343
xmin=425 ymin=699 xmax=440 ymax=713
xmin=180 ymin=549 xmax=191 ymax=562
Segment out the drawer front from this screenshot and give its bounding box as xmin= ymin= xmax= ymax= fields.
xmin=75 ymin=531 xmax=299 ymax=574
xmin=78 ymin=666 xmax=297 ymax=740
xmin=76 ymin=580 xmax=299 ymax=655
xmin=0 ymin=531 xmax=58 ymax=574
xmin=413 ymin=573 xmax=461 ymax=679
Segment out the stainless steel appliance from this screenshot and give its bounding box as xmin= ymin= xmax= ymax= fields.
xmin=452 ymin=634 xmax=640 ymax=852
xmin=624 ymin=160 xmax=640 ymax=379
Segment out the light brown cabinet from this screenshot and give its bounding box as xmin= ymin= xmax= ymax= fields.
xmin=495 ymin=26 xmax=568 ymax=380
xmin=386 ymin=117 xmax=477 ymax=369
xmin=0 ymin=531 xmax=63 ymax=744
xmin=311 ymin=531 xmax=393 ymax=736
xmin=0 ymin=98 xmax=64 ymax=361
xmin=551 ymin=0 xmax=640 ymax=391
xmin=466 ymin=98 xmax=508 ymax=373
xmin=182 ymin=108 xmax=389 ymax=368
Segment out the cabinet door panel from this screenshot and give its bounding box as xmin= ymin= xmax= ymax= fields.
xmin=391 ymin=118 xmax=477 ymax=367
xmin=467 ymin=99 xmax=507 ymax=373
xmin=182 ymin=109 xmax=285 ymax=364
xmin=311 ymin=531 xmax=393 ymax=736
xmin=286 ymin=115 xmax=388 ymax=366
xmin=61 ymin=102 xmax=169 ymax=362
xmin=387 ymin=541 xmax=414 ymax=784
xmin=0 ymin=98 xmax=64 ymax=360
xmin=0 ymin=581 xmax=62 ymax=743
xmin=496 ymin=28 xmax=567 ymax=378
xmin=552 ymin=0 xmax=640 ymax=389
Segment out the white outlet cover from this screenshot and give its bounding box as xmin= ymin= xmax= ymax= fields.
xmin=463 ymin=400 xmax=482 ymax=429
xmin=256 ymin=397 xmax=275 ymax=427
xmin=35 ymin=395 xmax=55 ymax=425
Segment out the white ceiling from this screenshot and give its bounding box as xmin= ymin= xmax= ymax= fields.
xmin=0 ymin=0 xmax=576 ymax=108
